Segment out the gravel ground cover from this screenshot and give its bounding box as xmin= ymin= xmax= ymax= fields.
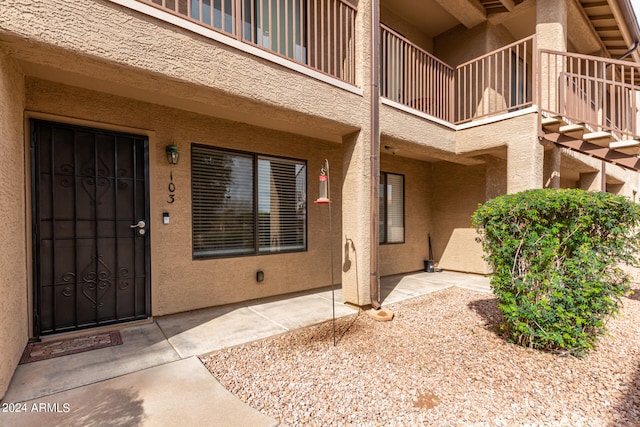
xmin=201 ymin=287 xmax=640 ymax=426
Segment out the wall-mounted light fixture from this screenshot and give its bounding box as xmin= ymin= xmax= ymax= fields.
xmin=166 ymin=145 xmax=179 ymax=165
xmin=384 ymin=145 xmax=398 ymax=155
xmin=256 ymin=270 xmax=264 ymax=283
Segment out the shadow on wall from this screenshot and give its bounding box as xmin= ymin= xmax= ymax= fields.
xmin=343 ymin=236 xmax=356 ymax=273
xmin=343 ymin=235 xmax=360 ymax=300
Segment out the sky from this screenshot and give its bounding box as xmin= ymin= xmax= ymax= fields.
xmin=633 ymin=0 xmax=640 ymax=24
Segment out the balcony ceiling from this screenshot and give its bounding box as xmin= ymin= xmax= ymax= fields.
xmin=478 ymin=0 xmax=526 ymax=14
xmin=385 ymin=0 xmax=524 ymax=36
xmin=383 ymin=0 xmax=638 ymax=61
xmin=580 ymin=0 xmax=638 ymax=60
xmin=381 ymin=0 xmax=460 ymax=38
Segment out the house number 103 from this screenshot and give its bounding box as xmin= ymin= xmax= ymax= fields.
xmin=168 ymin=171 xmax=176 ymax=204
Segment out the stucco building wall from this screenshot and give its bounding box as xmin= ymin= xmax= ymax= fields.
xmin=0 ymin=50 xmax=28 ymax=398
xmin=380 ymin=5 xmax=433 ymax=53
xmin=1 ymin=0 xmax=639 ymax=402
xmin=379 ymin=105 xmax=458 ymax=159
xmin=429 ymin=162 xmax=487 ymax=263
xmin=379 ymin=154 xmax=432 ymax=276
xmin=0 ymin=0 xmax=365 ymax=143
xmin=434 ymin=21 xmax=517 ymax=67
xmin=457 ymin=113 xmax=543 ymax=192
xmin=546 ymin=146 xmax=640 ymax=197
xmin=26 ymin=78 xmax=344 ymax=316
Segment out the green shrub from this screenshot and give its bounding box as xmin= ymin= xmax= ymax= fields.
xmin=472 ymin=188 xmax=640 ymax=356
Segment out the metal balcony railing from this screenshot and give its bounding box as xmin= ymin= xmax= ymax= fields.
xmin=381 ymin=26 xmax=535 ymax=125
xmin=140 ymin=0 xmax=356 ymax=84
xmin=381 ymin=24 xmax=455 ymax=122
xmin=539 ymin=50 xmax=640 ymax=141
xmin=455 ymin=36 xmax=535 ymax=123
xmin=124 ymin=5 xmax=640 ymax=138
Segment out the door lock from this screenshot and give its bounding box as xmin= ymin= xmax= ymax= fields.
xmin=130 ymin=220 xmax=146 ymax=229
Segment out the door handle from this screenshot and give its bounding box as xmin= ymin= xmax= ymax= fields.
xmin=130 ymin=220 xmax=146 ymax=229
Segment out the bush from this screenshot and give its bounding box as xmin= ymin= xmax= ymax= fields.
xmin=472 ymin=188 xmax=640 ymax=356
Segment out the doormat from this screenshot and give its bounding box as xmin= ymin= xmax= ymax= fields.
xmin=19 ymin=331 xmax=123 ymax=364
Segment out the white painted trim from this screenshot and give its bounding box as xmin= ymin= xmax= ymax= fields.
xmin=107 ymin=0 xmax=363 ymax=97
xmin=381 ymin=98 xmax=458 ymax=130
xmin=455 ymin=106 xmax=538 ymax=130
xmin=381 ymin=98 xmax=538 ymax=130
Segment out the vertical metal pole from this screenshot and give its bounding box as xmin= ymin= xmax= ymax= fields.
xmin=320 ymin=159 xmax=336 ymax=346
xmin=326 ymin=159 xmax=336 ymax=346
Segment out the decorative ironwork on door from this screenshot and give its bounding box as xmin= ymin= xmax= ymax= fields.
xmin=32 ymin=120 xmax=150 ymax=335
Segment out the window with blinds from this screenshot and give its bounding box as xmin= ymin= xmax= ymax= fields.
xmin=192 ymin=145 xmax=306 ymax=259
xmin=379 ymin=172 xmax=404 ymax=244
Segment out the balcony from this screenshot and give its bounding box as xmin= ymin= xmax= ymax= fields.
xmin=381 ymin=25 xmax=640 ymax=169
xmin=538 ymin=50 xmax=640 ymax=169
xmin=381 ymin=25 xmax=535 ymax=125
xmin=140 ymin=0 xmax=356 ymax=84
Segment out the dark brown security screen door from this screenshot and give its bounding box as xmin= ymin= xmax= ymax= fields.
xmin=32 ymin=120 xmax=150 ymax=336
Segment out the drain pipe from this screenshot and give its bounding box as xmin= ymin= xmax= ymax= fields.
xmin=370 ymin=0 xmax=381 ymax=310
xmin=616 ymin=40 xmax=640 ymax=61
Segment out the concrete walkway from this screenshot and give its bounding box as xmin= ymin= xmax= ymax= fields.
xmin=0 ymin=271 xmax=490 ymax=426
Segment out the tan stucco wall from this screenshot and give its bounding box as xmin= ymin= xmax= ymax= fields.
xmin=457 ymin=113 xmax=543 ymax=193
xmin=0 ymin=0 xmax=365 ymax=143
xmin=439 ymin=228 xmax=491 ymax=275
xmin=380 ymin=5 xmax=433 ymax=52
xmin=434 ymin=21 xmax=516 ymax=68
xmin=380 ymin=105 xmax=458 ymax=159
xmin=339 ymin=0 xmax=375 ymax=307
xmin=0 ymin=50 xmax=28 ymax=399
xmin=430 ymin=161 xmax=487 ymax=264
xmin=552 ymin=147 xmax=640 ymax=198
xmin=25 ymin=78 xmax=344 ymax=316
xmin=379 ymin=154 xmax=431 ymax=276
xmin=2 ymin=0 xmax=379 ymax=311
xmin=341 ymin=130 xmax=373 ymax=306
xmin=536 ymin=0 xmax=567 ymax=52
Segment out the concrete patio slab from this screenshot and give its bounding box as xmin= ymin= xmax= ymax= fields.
xmin=3 ymin=323 xmax=180 ymax=403
xmin=381 ymin=275 xmax=450 ymax=304
xmin=380 ymin=284 xmax=418 ymax=305
xmin=313 ymin=287 xmax=344 ymax=303
xmin=249 ymin=293 xmax=357 ymax=330
xmin=1 ymin=269 xmax=492 ymax=427
xmin=1 ymin=357 xmax=281 ymax=427
xmin=156 ymin=306 xmax=289 ymax=358
xmin=380 ymin=271 xmax=491 ymax=304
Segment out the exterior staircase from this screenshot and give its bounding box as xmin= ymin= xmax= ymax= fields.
xmin=540 ymin=115 xmax=640 ymax=171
